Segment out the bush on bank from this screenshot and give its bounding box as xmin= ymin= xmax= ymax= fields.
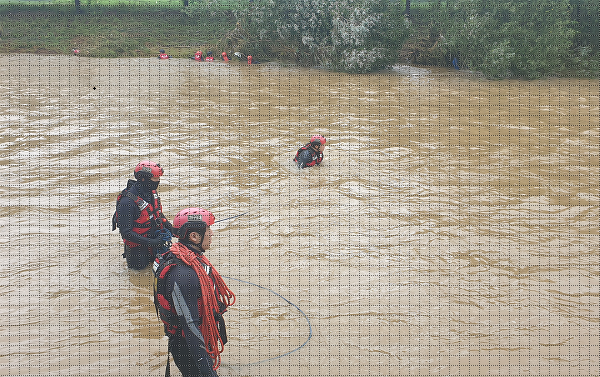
xmin=570 ymin=0 xmax=599 ymax=52
xmin=430 ymin=0 xmax=576 ymax=78
xmin=184 ymin=0 xmax=596 ymax=77
xmin=223 ymin=0 xmax=411 ymax=73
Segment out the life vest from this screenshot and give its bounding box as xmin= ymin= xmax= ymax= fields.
xmin=194 ymin=51 xmax=203 ymax=61
xmin=221 ymin=52 xmax=229 ymax=62
xmin=159 ymin=53 xmax=169 ymax=59
xmin=205 ymin=56 xmax=214 ymax=62
xmin=153 ymin=249 xmax=228 ymax=342
xmin=247 ymin=55 xmax=252 ymax=65
xmin=294 ymin=143 xmax=323 ymax=167
xmin=112 ymin=189 xmax=166 ymax=248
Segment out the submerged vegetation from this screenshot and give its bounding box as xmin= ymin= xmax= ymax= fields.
xmin=0 ymin=0 xmax=598 ymax=77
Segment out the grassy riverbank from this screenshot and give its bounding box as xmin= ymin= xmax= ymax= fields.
xmin=0 ymin=1 xmax=432 ymax=62
xmin=0 ymin=3 xmax=234 ymax=57
xmin=1 ymin=1 xmax=598 ymax=77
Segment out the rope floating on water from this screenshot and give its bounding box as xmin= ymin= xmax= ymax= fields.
xmin=221 ymin=275 xmax=313 ymax=365
xmin=214 ymin=212 xmax=248 ymax=223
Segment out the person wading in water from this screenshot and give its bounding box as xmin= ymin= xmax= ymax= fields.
xmin=112 ymin=161 xmax=173 ymax=270
xmin=153 ymin=207 xmax=235 ymax=377
xmin=294 ymin=134 xmax=327 ymax=169
xmin=159 ymin=49 xmax=170 ymax=59
xmin=190 ymin=50 xmax=204 ymax=61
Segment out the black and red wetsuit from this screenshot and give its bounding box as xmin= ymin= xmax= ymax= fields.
xmin=154 ymin=244 xmax=230 ymax=377
xmin=113 ymin=179 xmax=172 ymax=269
xmin=294 ymin=143 xmax=324 ymax=168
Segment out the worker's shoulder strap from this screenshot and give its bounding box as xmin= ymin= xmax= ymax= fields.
xmin=112 ymin=189 xmax=151 ymax=231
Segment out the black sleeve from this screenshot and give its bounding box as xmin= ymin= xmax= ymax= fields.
xmin=170 ymin=265 xmax=215 ymax=376
xmin=117 ymin=198 xmax=154 ymax=246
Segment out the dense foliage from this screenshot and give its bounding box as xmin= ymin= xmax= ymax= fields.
xmin=179 ymin=0 xmax=598 ymax=77
xmin=227 ymin=0 xmax=411 ymax=73
xmin=431 ymin=0 xmax=576 ymax=78
xmin=570 ymin=0 xmax=600 ymax=51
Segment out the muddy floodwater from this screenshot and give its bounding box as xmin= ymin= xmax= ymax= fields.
xmin=0 ymin=55 xmax=598 ymax=376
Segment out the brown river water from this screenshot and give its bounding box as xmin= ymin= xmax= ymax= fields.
xmin=0 ymin=54 xmax=598 ymax=376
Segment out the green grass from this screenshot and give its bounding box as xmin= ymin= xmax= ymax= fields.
xmin=0 ymin=3 xmax=235 ymax=56
xmin=51 ymin=0 xmax=182 ymax=5
xmin=0 ymin=0 xmax=250 ymax=6
xmin=0 ymin=0 xmax=180 ymax=4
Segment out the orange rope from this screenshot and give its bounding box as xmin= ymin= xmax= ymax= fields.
xmin=170 ymin=243 xmax=236 ymax=370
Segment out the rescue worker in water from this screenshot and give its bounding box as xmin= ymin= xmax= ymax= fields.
xmin=159 ymin=49 xmax=170 ymax=59
xmin=112 ymin=161 xmax=173 ymax=270
xmin=294 ymin=134 xmax=327 ymax=169
xmin=190 ymin=50 xmax=203 ymax=61
xmin=153 ymin=208 xmax=235 ymax=377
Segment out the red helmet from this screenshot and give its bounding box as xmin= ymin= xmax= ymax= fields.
xmin=134 ymin=160 xmax=163 ymax=180
xmin=310 ymin=134 xmax=326 ymax=146
xmin=173 ymin=207 xmax=215 ymax=239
